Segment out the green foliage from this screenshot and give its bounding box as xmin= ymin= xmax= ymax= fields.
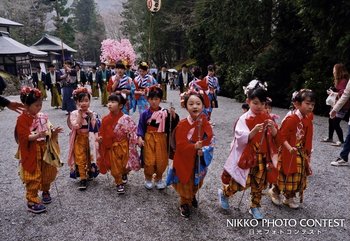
xmin=0 ymin=0 xmax=51 ymax=45
xmin=73 ymin=0 xmax=106 ymax=62
xmin=121 ymin=0 xmax=195 ymax=66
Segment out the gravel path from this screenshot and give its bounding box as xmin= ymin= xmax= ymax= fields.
xmin=0 ymin=88 xmax=349 ymax=241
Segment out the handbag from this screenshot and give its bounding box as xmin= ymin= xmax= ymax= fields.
xmin=325 ymin=91 xmax=337 ymax=107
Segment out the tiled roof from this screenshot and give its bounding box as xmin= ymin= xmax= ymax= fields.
xmin=0 ymin=31 xmax=47 ymax=56
xmin=32 ymin=34 xmax=77 ymax=53
xmin=0 ymin=17 xmax=23 ymax=27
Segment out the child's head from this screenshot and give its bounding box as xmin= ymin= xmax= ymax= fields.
xmin=192 ymin=66 xmax=203 ymax=79
xmin=107 ymin=94 xmax=126 ymax=113
xmin=207 ymin=65 xmax=215 ymax=76
xmin=294 ymin=89 xmax=316 ymax=115
xmin=246 ymin=87 xmax=268 ymax=115
xmin=265 ymin=97 xmax=273 ymax=114
xmin=115 ymin=60 xmax=126 ymax=76
xmin=20 ymin=87 xmax=43 ymax=115
xmin=138 ymin=61 xmax=149 ymax=77
xmin=73 ymin=87 xmax=91 ymax=111
xmin=147 ymin=86 xmax=163 ymax=110
xmin=184 ymin=91 xmax=204 ymax=119
xmin=241 ymin=103 xmax=250 ymax=113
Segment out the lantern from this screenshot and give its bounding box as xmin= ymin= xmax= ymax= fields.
xmin=147 ymin=0 xmax=161 ymax=13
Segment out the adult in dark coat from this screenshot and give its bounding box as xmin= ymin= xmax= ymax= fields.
xmin=157 ymin=64 xmax=169 ymax=101
xmin=46 ymin=64 xmax=62 ymax=108
xmin=75 ymin=63 xmax=87 ymax=85
xmin=61 ymin=61 xmax=77 ymax=113
xmin=32 ymin=66 xmax=47 ymax=99
xmin=96 ymin=63 xmax=112 ymax=106
xmin=88 ymin=66 xmax=99 ymax=98
xmin=178 ymin=64 xmax=193 ymax=93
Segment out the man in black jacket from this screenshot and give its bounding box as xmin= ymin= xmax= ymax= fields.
xmin=75 ymin=63 xmax=87 ymax=85
xmin=46 ymin=64 xmax=62 ymax=108
xmin=178 ymin=64 xmax=193 ymax=94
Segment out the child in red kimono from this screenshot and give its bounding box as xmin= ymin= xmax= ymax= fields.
xmin=137 ymin=87 xmax=179 ymax=190
xmin=98 ymin=94 xmax=140 ymax=194
xmin=16 ymin=87 xmax=63 ymax=214
xmin=269 ymin=89 xmax=314 ymax=209
xmin=169 ymin=91 xmax=214 ymax=218
xmin=218 ymin=84 xmax=278 ymax=220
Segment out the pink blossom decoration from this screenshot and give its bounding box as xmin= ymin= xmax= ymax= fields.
xmin=100 ymin=39 xmax=136 ymax=67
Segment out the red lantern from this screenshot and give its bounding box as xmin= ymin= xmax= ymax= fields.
xmin=147 ymin=0 xmax=161 ymax=13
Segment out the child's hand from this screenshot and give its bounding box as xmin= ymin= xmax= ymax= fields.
xmin=265 ymin=120 xmax=277 ymax=135
xmin=195 ymin=141 xmax=202 ymax=150
xmin=96 ymin=136 xmax=102 ymax=143
xmin=78 ymin=109 xmax=84 ymax=115
xmin=138 ymin=137 xmax=144 ymax=147
xmin=253 ymin=123 xmax=264 ymax=133
xmin=53 ymin=127 xmax=64 ymax=135
xmin=289 ymin=147 xmax=298 ymax=155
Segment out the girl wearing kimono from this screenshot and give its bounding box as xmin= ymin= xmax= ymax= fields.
xmin=168 ymin=91 xmax=214 ymax=218
xmin=218 ymin=84 xmax=278 ymax=220
xmin=98 ymin=94 xmax=140 ymax=194
xmin=132 ymin=62 xmax=158 ymax=115
xmin=67 ymin=87 xmax=100 ymax=190
xmin=107 ymin=61 xmax=133 ymax=115
xmin=268 ymin=89 xmax=314 ymax=209
xmin=15 ymin=87 xmax=63 ymax=214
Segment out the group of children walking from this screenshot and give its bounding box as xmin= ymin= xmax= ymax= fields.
xmin=218 ymin=83 xmax=315 ymax=219
xmin=14 ymin=65 xmax=315 ymax=220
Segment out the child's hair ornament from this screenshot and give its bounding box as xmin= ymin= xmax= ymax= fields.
xmin=243 ymin=79 xmax=268 ymax=96
xmin=72 ymin=87 xmax=90 ymax=98
xmin=20 ymin=87 xmax=42 ymax=98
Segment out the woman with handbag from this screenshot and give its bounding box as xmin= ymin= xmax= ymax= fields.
xmin=322 ymin=63 xmax=349 ymax=146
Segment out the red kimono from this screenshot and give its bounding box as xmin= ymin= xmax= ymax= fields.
xmin=279 ymin=110 xmax=313 ymax=175
xmin=173 ymin=115 xmax=213 ymax=184
xmin=98 ymin=112 xmax=123 ymax=173
xmin=16 ymin=113 xmax=37 ymax=173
